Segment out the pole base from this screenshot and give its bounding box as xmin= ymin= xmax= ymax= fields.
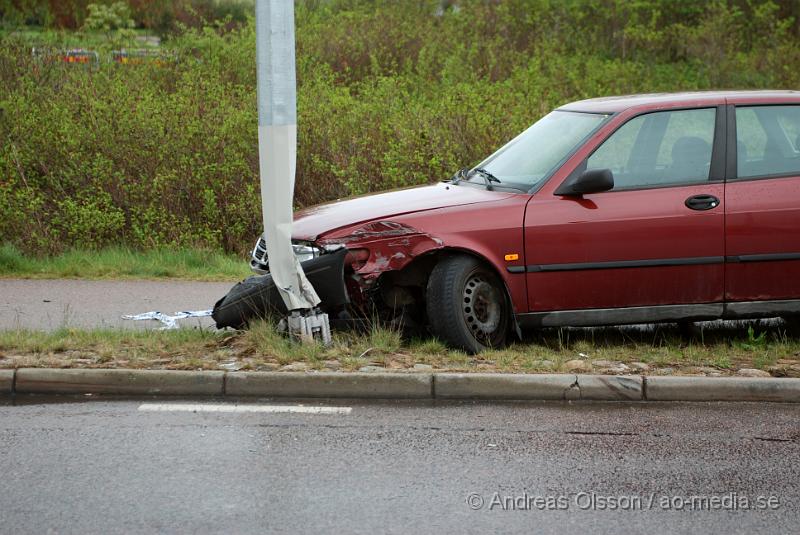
xmin=283 ymin=309 xmax=332 ymax=345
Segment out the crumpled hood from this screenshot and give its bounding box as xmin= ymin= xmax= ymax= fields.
xmin=292 ymin=182 xmax=514 ymax=241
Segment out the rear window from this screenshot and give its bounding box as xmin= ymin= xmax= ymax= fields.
xmin=736 ymin=105 xmax=800 ymax=178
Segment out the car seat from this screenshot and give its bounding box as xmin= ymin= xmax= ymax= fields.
xmin=670 ymin=136 xmax=711 ymax=181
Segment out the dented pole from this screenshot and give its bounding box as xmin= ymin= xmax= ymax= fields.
xmin=255 ymin=0 xmax=319 ymax=312
xmin=255 ymin=0 xmax=329 ymax=343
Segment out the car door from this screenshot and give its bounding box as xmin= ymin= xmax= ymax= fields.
xmin=521 ymin=106 xmax=726 ymax=325
xmin=724 ymin=101 xmax=800 ymax=311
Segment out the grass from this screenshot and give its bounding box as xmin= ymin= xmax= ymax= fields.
xmin=0 ymin=326 xmax=228 ymax=370
xmin=0 ymin=244 xmax=251 ymax=281
xmin=2 ymin=319 xmax=800 ymax=376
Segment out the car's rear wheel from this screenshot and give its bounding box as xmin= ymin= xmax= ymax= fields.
xmin=426 ymin=255 xmax=509 ymax=354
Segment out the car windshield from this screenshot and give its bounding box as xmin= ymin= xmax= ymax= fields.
xmin=472 ymin=110 xmax=611 ymax=190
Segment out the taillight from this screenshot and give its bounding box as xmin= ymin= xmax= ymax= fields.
xmin=345 ymin=248 xmax=370 ymax=270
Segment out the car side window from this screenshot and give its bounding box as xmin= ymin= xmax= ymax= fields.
xmin=736 ymin=105 xmax=800 ymax=178
xmin=587 ymin=108 xmax=716 ymax=190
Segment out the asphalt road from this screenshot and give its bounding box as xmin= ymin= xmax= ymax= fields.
xmin=0 ymin=397 xmax=798 ymax=534
xmin=0 ymin=279 xmax=234 ymax=331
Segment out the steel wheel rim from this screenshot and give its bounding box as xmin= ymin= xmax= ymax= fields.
xmin=462 ymin=274 xmax=501 ymax=341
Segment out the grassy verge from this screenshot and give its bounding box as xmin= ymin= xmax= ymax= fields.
xmin=0 ymin=244 xmax=251 ymax=281
xmin=1 ymin=320 xmax=799 ymax=377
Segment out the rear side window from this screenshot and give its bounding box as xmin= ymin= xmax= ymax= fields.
xmin=587 ymin=108 xmax=716 ymax=190
xmin=736 ymin=105 xmax=800 ymax=178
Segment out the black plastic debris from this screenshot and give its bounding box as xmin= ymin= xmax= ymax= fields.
xmin=212 ymin=248 xmax=349 ymax=329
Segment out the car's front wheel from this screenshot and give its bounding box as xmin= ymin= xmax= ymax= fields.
xmin=426 ymin=255 xmax=510 ymax=354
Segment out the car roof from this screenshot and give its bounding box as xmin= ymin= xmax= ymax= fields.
xmin=558 ymin=90 xmax=800 ymax=113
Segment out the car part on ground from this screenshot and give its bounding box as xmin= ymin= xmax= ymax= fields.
xmin=212 ymin=249 xmax=349 ymax=330
xmin=122 ymin=309 xmax=212 ymax=330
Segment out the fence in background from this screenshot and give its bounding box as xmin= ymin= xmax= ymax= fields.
xmin=31 ymin=47 xmax=176 ymax=67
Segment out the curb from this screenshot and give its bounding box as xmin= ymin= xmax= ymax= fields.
xmin=646 ymin=376 xmax=800 ymax=402
xmin=435 ymin=374 xmax=643 ymax=401
xmin=436 ymin=373 xmax=579 ymax=400
xmin=226 ymin=371 xmax=432 ymax=399
xmin=576 ymin=375 xmax=643 ymax=401
xmin=14 ymin=368 xmax=224 ymax=396
xmin=1 ymin=368 xmax=799 ymax=402
xmin=0 ymin=369 xmax=13 ymax=396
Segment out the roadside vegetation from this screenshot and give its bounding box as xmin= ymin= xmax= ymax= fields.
xmin=3 ymin=1 xmax=800 ymax=363
xmin=0 ymin=244 xmax=250 ymax=280
xmin=2 ymin=1 xmax=800 ymax=257
xmin=2 ymin=320 xmax=799 ymax=377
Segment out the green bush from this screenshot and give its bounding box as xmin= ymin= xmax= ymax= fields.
xmin=1 ymin=0 xmax=799 ymax=255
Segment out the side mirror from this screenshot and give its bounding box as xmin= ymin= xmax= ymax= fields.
xmin=555 ymin=168 xmax=614 ymax=196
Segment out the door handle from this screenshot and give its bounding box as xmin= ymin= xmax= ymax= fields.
xmin=685 ymin=194 xmax=720 ymax=211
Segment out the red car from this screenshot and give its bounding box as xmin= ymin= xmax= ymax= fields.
xmin=215 ymin=91 xmax=800 ymax=353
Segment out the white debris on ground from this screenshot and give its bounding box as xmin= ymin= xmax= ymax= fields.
xmin=121 ymin=310 xmax=212 ymax=330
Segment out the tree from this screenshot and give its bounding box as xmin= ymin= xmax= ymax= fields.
xmin=81 ymin=1 xmax=136 ymax=47
xmin=82 ymin=2 xmax=135 ymax=33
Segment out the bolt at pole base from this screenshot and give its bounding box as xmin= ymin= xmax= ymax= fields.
xmin=281 ymin=309 xmax=332 ymax=346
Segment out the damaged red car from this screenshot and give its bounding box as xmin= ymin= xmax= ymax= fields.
xmin=213 ymin=91 xmax=800 ymax=353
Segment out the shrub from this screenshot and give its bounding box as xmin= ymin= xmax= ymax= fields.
xmin=1 ymin=0 xmax=799 ymax=255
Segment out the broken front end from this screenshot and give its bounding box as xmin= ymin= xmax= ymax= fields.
xmin=212 ymin=221 xmax=443 ymax=331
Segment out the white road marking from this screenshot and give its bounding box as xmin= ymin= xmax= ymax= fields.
xmin=138 ymin=403 xmax=352 ymax=415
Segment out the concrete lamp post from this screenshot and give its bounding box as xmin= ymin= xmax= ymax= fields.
xmin=255 ymin=0 xmax=330 ymax=344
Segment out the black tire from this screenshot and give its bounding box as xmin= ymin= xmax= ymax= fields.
xmin=212 ymin=249 xmax=350 ymax=330
xmin=212 ymin=274 xmax=286 ymax=329
xmin=677 ymin=320 xmax=703 ymax=339
xmin=426 ymin=255 xmax=510 ymax=354
xmin=781 ymin=316 xmax=800 ymax=336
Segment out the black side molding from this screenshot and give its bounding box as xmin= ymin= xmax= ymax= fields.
xmin=506 ymin=252 xmax=800 ymax=274
xmin=726 ymin=253 xmax=800 ymax=263
xmin=517 ymin=303 xmax=723 ymax=329
xmin=507 ymin=256 xmax=724 ymax=274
